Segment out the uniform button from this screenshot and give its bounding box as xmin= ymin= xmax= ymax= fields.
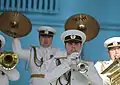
xmin=72 ymin=78 xmax=74 ymax=80
xmin=72 ymin=69 xmax=75 ymax=71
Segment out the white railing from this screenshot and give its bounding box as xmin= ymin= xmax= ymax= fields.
xmin=0 ymin=0 xmax=60 ymax=14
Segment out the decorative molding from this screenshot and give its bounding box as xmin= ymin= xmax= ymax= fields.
xmin=31 ymin=19 xmax=120 ymax=31
xmin=31 ymin=19 xmax=65 ymax=27
xmin=100 ymin=22 xmax=120 ymax=31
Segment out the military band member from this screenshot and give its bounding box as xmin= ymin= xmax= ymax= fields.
xmin=45 ymin=30 xmax=103 ymax=85
xmin=95 ymin=37 xmax=120 ymax=85
xmin=0 ymin=35 xmax=20 ymax=85
xmin=12 ymin=26 xmax=61 ymax=85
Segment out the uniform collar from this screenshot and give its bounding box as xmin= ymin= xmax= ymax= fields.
xmin=40 ymin=45 xmax=52 ymax=50
xmin=103 ymin=59 xmax=113 ymax=65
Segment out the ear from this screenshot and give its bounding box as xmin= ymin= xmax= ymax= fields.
xmin=107 ymin=50 xmax=111 ymax=56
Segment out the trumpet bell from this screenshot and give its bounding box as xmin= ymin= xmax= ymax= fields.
xmin=0 ymin=52 xmax=18 ymax=70
xmin=77 ymin=61 xmax=88 ymax=73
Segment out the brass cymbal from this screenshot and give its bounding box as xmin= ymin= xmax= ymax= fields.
xmin=64 ymin=14 xmax=100 ymax=41
xmin=0 ymin=11 xmax=32 ymax=38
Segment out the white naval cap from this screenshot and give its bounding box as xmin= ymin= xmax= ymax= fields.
xmin=61 ymin=30 xmax=86 ymax=44
xmin=37 ymin=26 xmax=56 ymax=36
xmin=0 ymin=35 xmax=5 ymax=48
xmin=104 ymin=37 xmax=120 ymax=48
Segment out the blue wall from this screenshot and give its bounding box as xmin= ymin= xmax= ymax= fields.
xmin=0 ymin=0 xmax=120 ymax=85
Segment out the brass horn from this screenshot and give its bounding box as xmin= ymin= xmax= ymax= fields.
xmin=77 ymin=60 xmax=88 ymax=73
xmin=101 ymin=58 xmax=120 ymax=85
xmin=64 ymin=13 xmax=100 ymax=41
xmin=0 ymin=52 xmax=18 ymax=70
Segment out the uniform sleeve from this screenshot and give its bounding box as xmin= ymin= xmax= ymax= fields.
xmin=45 ymin=51 xmax=71 ymax=82
xmin=80 ymin=62 xmax=103 ymax=85
xmin=12 ymin=38 xmax=30 ymax=60
xmin=45 ymin=59 xmax=71 ymax=82
xmin=0 ymin=67 xmax=20 ymax=81
xmin=0 ymin=70 xmax=9 ymax=85
xmin=6 ymin=69 xmax=20 ymax=81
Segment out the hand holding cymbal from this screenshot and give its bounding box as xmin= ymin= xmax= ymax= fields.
xmin=64 ymin=14 xmax=100 ymax=41
xmin=0 ymin=11 xmax=32 ymax=38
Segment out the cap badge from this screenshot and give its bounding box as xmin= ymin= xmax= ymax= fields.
xmin=44 ymin=29 xmax=49 ymax=34
xmin=113 ymin=42 xmax=118 ymax=46
xmin=70 ymin=35 xmax=76 ymax=39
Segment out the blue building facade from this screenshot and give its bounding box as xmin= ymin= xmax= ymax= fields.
xmin=0 ymin=0 xmax=120 ymax=85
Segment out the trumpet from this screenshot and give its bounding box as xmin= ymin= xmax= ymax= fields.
xmin=77 ymin=61 xmax=88 ymax=73
xmin=55 ymin=56 xmax=89 ymax=73
xmin=0 ymin=52 xmax=18 ymax=70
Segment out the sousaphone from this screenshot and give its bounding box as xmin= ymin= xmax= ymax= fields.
xmin=0 ymin=11 xmax=32 ymax=38
xmin=64 ymin=14 xmax=100 ymax=41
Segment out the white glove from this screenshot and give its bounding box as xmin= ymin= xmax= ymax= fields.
xmin=69 ymin=52 xmax=80 ymax=59
xmin=68 ymin=52 xmax=80 ymax=64
xmin=67 ymin=52 xmax=80 ymax=71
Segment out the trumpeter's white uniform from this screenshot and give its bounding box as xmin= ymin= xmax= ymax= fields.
xmin=0 ymin=35 xmax=20 ymax=85
xmin=45 ymin=30 xmax=103 ymax=85
xmin=12 ymin=26 xmax=61 ymax=85
xmin=95 ymin=37 xmax=120 ymax=85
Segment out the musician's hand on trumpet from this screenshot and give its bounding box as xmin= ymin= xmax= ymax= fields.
xmin=66 ymin=52 xmax=88 ymax=73
xmin=67 ymin=52 xmax=80 ymax=65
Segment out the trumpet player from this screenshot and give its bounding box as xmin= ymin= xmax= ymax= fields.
xmin=0 ymin=35 xmax=20 ymax=85
xmin=45 ymin=30 xmax=103 ymax=85
xmin=95 ymin=37 xmax=120 ymax=85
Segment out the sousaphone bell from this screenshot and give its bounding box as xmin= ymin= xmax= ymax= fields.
xmin=64 ymin=13 xmax=100 ymax=41
xmin=0 ymin=11 xmax=32 ymax=38
xmin=0 ymin=52 xmax=18 ymax=70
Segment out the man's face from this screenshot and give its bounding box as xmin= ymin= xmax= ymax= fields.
xmin=39 ymin=35 xmax=53 ymax=48
xmin=65 ymin=41 xmax=82 ymax=55
xmin=108 ymin=46 xmax=120 ymax=60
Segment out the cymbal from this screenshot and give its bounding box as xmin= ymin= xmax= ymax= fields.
xmin=0 ymin=11 xmax=32 ymax=38
xmin=64 ymin=14 xmax=100 ymax=41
